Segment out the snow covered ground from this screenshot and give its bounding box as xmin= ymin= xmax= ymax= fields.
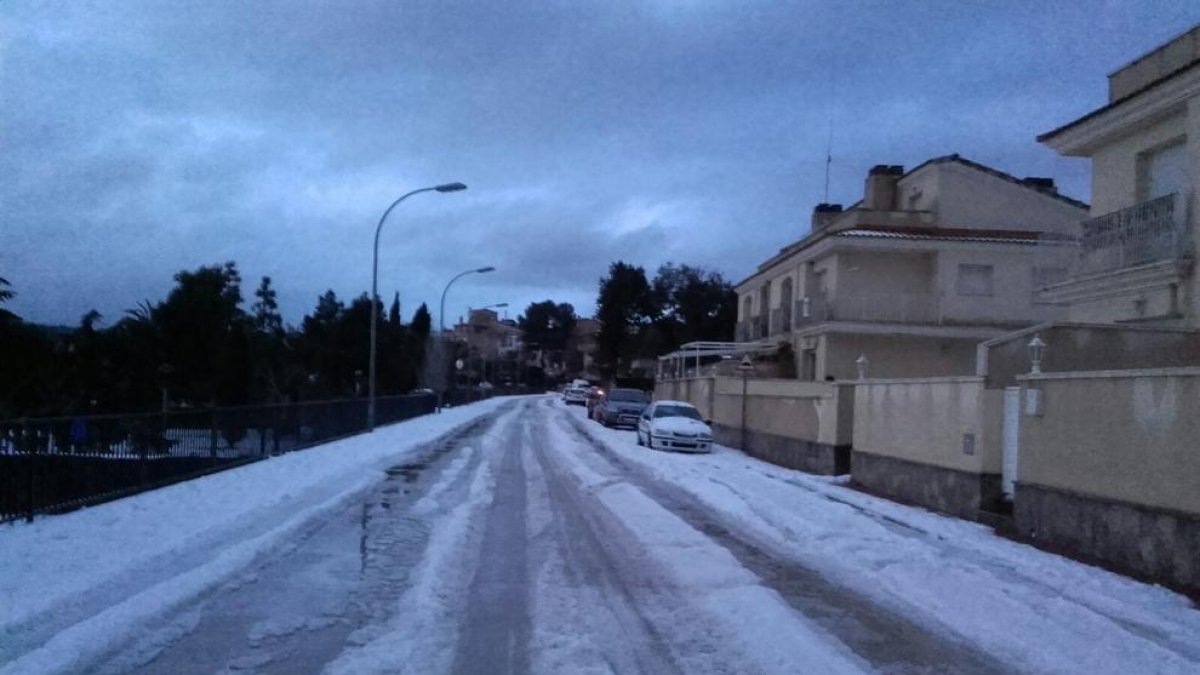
xmin=2 ymin=394 xmax=1197 ymax=674
xmin=0 ymin=398 xmax=512 ymax=674
xmin=561 ymin=399 xmax=1200 ymax=674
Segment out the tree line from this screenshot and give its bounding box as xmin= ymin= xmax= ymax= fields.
xmin=0 ymin=258 xmax=737 ymax=418
xmin=0 ymin=265 xmax=434 ymax=419
xmin=594 ymin=261 xmax=737 ymax=378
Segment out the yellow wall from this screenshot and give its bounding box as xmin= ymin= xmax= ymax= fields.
xmin=852 ymin=377 xmax=1001 ymax=474
xmin=656 ymin=376 xmax=853 ymax=446
xmin=1017 ymin=368 xmax=1200 ymax=515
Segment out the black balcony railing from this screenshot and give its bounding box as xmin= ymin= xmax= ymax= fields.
xmin=0 ymin=391 xmax=518 ymax=523
xmin=1079 ymin=193 xmax=1187 ymax=275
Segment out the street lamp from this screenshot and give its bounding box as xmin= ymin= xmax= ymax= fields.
xmin=368 ymin=181 xmax=467 ymax=431
xmin=440 ymin=267 xmax=496 ymax=333
xmin=436 ymin=266 xmax=496 ymax=409
xmin=1027 ymin=334 xmax=1046 ymax=375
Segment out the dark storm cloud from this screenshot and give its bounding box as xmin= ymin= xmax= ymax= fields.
xmin=3 ymin=1 xmax=1200 ymax=326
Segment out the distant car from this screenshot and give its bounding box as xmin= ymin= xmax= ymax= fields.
xmin=594 ymin=388 xmax=649 ymax=428
xmin=636 ymin=401 xmax=713 ymax=452
xmin=585 ymin=386 xmax=605 ymax=417
xmin=561 ymin=386 xmax=588 ymax=405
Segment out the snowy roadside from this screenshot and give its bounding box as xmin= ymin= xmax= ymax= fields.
xmin=538 ymin=402 xmax=871 ymax=674
xmin=556 ymin=400 xmax=1200 ymax=674
xmin=0 ymin=397 xmax=515 ymax=674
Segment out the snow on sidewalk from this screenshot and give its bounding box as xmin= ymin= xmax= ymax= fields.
xmin=0 ymin=397 xmax=512 ymax=674
xmin=558 ymin=401 xmax=1200 ymax=675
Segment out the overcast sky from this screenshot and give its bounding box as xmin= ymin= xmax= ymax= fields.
xmin=3 ymin=1 xmax=1199 ymax=328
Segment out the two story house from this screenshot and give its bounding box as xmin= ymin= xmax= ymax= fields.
xmin=735 ymin=156 xmax=1088 ymax=380
xmin=1038 ymin=25 xmax=1198 ymax=326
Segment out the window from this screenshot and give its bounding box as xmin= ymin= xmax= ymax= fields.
xmin=1138 ymin=141 xmax=1186 ymax=202
xmin=957 ymin=264 xmax=994 ymax=296
xmin=654 ymin=405 xmax=702 ymax=420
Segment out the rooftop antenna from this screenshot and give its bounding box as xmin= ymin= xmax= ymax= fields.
xmin=823 ymin=72 xmax=836 ymax=204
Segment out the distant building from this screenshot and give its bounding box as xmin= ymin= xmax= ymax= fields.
xmin=569 ymin=318 xmax=601 ymax=380
xmin=1039 ymin=25 xmax=1199 ymax=327
xmin=451 ymin=309 xmax=522 ymax=382
xmin=735 ymin=156 xmax=1088 ymax=380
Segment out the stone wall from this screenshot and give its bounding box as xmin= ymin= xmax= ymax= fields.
xmin=1014 ymin=482 xmax=1199 ymax=592
xmin=852 ymin=450 xmax=1002 ymax=520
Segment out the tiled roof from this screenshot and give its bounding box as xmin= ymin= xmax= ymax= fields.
xmin=836 ymin=224 xmax=1078 ymax=245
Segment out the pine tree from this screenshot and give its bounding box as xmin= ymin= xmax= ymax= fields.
xmin=389 ymin=292 xmax=401 ymax=328
xmin=252 ymin=276 xmax=283 ymax=336
xmin=411 ymin=303 xmax=432 ymax=341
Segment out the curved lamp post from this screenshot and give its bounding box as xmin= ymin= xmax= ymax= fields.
xmin=440 ymin=267 xmax=496 ymax=334
xmin=368 ymin=182 xmax=467 ymax=431
xmin=436 ymin=266 xmax=496 ymax=409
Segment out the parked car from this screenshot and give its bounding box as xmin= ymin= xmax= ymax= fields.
xmin=594 ymin=388 xmax=649 ymax=427
xmin=561 ymin=385 xmax=588 ymax=406
xmin=585 ymin=385 xmax=605 ymax=417
xmin=636 ymin=401 xmax=713 ymax=452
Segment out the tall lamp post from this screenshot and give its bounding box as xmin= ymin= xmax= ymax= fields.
xmin=368 ymin=182 xmax=467 ymax=431
xmin=437 ymin=266 xmax=496 ymax=408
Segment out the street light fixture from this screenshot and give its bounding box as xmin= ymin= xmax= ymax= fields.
xmin=1027 ymin=334 xmax=1046 ymax=375
xmin=440 ymin=267 xmax=496 ymax=334
xmin=368 ymin=182 xmax=467 ymax=432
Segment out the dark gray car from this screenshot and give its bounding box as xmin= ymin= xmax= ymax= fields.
xmin=593 ymin=388 xmax=650 ymax=427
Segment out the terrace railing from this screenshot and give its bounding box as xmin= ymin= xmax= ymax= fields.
xmin=1077 ymin=193 xmax=1188 ymax=276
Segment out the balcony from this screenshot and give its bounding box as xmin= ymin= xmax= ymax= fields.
xmin=795 ymin=291 xmax=936 ymax=326
xmin=1077 ymin=193 xmax=1188 ymax=276
xmin=769 ymin=306 xmax=793 ymax=336
xmin=735 ymin=317 xmax=770 ymax=342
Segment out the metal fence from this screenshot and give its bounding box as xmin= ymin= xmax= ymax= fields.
xmin=1079 ymin=193 xmax=1186 ymax=275
xmin=0 ymin=393 xmax=451 ymax=522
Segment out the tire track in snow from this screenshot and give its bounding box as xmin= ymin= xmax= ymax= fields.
xmin=552 ymin=403 xmax=1010 ymax=675
xmin=450 ymin=409 xmax=532 ymax=675
xmin=525 ymin=408 xmax=689 ymax=675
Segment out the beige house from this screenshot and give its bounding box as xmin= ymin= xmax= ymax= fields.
xmin=735 ymin=156 xmax=1088 ymax=381
xmin=451 ymin=308 xmax=522 ymax=382
xmin=1038 ymin=25 xmax=1199 ymax=327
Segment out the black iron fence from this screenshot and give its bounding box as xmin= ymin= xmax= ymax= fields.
xmin=0 ymin=394 xmax=448 ymax=522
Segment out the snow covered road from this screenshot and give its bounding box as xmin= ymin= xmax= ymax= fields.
xmin=4 ymin=395 xmax=1198 ymax=674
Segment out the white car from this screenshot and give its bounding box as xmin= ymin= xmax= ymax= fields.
xmin=562 ymin=386 xmax=588 ymax=405
xmin=636 ymin=401 xmax=713 ymax=453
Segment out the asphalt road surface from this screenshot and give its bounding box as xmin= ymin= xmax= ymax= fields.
xmin=79 ymin=397 xmax=1176 ymax=674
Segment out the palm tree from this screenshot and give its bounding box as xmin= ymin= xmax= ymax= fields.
xmin=0 ymin=276 xmax=16 ymax=322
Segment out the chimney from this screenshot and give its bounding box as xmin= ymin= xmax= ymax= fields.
xmin=811 ymin=203 xmax=843 ymax=231
xmin=1022 ymin=177 xmax=1057 ymax=194
xmin=863 ymin=164 xmax=904 ymax=210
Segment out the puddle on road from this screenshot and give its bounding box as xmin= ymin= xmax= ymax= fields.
xmin=88 ymin=413 xmax=501 ymax=675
